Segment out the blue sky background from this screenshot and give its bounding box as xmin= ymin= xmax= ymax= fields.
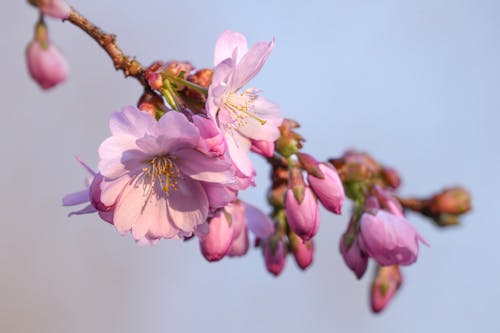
xmin=1 ymin=1 xmax=499 ymax=332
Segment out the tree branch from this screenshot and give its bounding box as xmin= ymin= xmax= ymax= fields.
xmin=66 ymin=7 xmax=146 ymax=86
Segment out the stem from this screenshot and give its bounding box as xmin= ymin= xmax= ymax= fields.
xmin=66 ymin=7 xmax=146 ymax=86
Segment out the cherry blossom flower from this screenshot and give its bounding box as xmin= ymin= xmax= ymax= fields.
xmin=90 ymin=106 xmax=236 ymax=243
xmin=207 ymin=30 xmax=283 ymax=177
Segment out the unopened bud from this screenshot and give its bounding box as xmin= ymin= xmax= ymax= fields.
xmin=26 ymin=21 xmax=68 ymax=90
xmin=285 ymin=187 xmax=320 ymax=241
xmin=307 ymin=163 xmax=344 ymax=214
xmin=381 ymin=167 xmax=401 ymax=189
xmin=289 ymin=232 xmax=314 ymax=270
xmin=199 ymin=211 xmax=234 ymax=262
xmin=251 ymin=139 xmax=275 ymax=158
xmin=371 ymin=265 xmax=403 ymax=313
xmin=429 ymin=187 xmax=471 ymax=215
xmin=275 ymin=119 xmax=303 ymax=157
xmin=30 ymin=0 xmax=71 ymax=20
xmin=340 ymin=229 xmax=368 ymax=279
xmin=262 ymin=236 xmax=287 ymax=276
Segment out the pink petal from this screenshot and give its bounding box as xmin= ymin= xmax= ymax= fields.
xmin=68 ymin=204 xmax=96 ymax=217
xmin=109 ymin=106 xmax=156 ymax=137
xmin=99 ymin=174 xmax=131 ymax=208
xmin=214 ymin=30 xmax=248 ymax=66
xmin=201 ymin=182 xmax=237 ymax=211
xmin=98 ymin=135 xmax=142 ymax=178
xmin=62 ymin=189 xmax=89 ymax=206
xmin=175 ymin=149 xmax=235 ymax=184
xmin=244 ymin=202 xmax=274 ymax=238
xmin=167 ymin=177 xmax=209 ymax=234
xmin=113 ymin=181 xmax=149 ymax=235
xmin=237 ymin=96 xmax=282 ymax=142
xmin=155 ymin=111 xmax=199 ymax=152
xmin=224 ymin=130 xmax=254 ymax=177
xmin=230 ymin=39 xmax=274 ymax=91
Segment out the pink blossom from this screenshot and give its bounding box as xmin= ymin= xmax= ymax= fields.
xmin=26 ymin=39 xmax=68 ymax=90
xmin=307 ymin=163 xmax=344 ymax=214
xmin=199 ymin=210 xmax=234 ymax=262
xmin=371 ymin=265 xmax=402 ymax=313
xmin=263 ymin=237 xmax=287 ymax=276
xmin=358 ymin=210 xmax=428 ymax=266
xmin=284 ymin=187 xmax=320 ymax=241
xmin=339 ymin=232 xmax=368 ymax=279
xmin=37 ymin=0 xmax=71 ymax=19
xmin=91 ymin=106 xmax=236 ymax=243
xmin=207 ymin=30 xmax=283 ymax=177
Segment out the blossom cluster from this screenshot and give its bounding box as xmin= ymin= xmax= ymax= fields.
xmin=25 ymin=0 xmax=472 ymax=313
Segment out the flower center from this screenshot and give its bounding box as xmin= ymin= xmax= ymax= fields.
xmin=142 ymin=155 xmax=180 ymax=193
xmin=223 ymin=90 xmax=267 ymax=128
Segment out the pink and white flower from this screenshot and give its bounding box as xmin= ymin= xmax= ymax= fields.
xmin=207 ymin=30 xmax=283 ymax=177
xmin=91 ymin=106 xmax=236 ymax=243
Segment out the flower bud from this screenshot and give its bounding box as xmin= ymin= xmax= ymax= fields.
xmin=226 ymin=201 xmax=250 ymax=257
xmin=380 ymin=167 xmax=401 ymax=189
xmin=285 ymin=187 xmax=320 ymax=241
xmin=275 ymin=119 xmax=303 ymax=157
xmin=307 ymin=163 xmax=344 ymax=214
xmin=339 ymin=230 xmax=368 ymax=279
xmin=262 ymin=236 xmax=287 ymax=276
xmin=199 ymin=211 xmax=234 ymax=262
xmin=26 ymin=21 xmax=68 ymax=90
xmin=358 ymin=210 xmax=428 ymax=266
xmin=250 ymin=139 xmax=275 ymax=157
xmin=289 ymin=232 xmax=314 ymax=270
xmin=371 ymin=265 xmax=403 ymax=313
xmin=429 ymin=187 xmax=471 ymax=215
xmin=30 ymin=0 xmax=71 ymax=19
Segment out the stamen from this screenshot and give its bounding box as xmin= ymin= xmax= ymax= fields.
xmin=141 ymin=155 xmax=180 ymax=196
xmin=223 ymin=91 xmax=267 ymax=127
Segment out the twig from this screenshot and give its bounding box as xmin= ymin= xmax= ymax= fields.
xmin=66 ymin=7 xmax=146 ymax=86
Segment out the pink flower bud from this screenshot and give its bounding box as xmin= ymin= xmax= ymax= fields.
xmin=285 ymin=187 xmax=320 ymax=241
xmin=339 ymin=231 xmax=368 ymax=279
xmin=36 ymin=0 xmax=71 ymax=20
xmin=307 ymin=163 xmax=344 ymax=214
xmin=263 ymin=237 xmax=287 ymax=276
xmin=358 ymin=210 xmax=428 ymax=266
xmin=199 ymin=211 xmax=234 ymax=262
xmin=371 ymin=265 xmax=402 ymax=313
xmin=289 ymin=232 xmax=314 ymax=270
xmin=250 ymin=139 xmax=275 ymax=157
xmin=226 ymin=201 xmax=250 ymax=257
xmin=26 ymin=39 xmax=68 ymax=90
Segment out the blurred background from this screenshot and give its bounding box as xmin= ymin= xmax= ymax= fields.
xmin=2 ymin=0 xmax=499 ymax=332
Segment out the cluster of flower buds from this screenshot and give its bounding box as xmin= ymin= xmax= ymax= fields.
xmin=256 ymin=119 xmax=345 ymax=275
xmin=331 ymin=150 xmax=471 ymax=311
xmin=26 ymin=1 xmax=473 ymax=313
xmin=26 ymin=0 xmax=70 ymax=90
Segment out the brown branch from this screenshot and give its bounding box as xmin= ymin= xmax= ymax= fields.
xmin=66 ymin=7 xmax=146 ymax=86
